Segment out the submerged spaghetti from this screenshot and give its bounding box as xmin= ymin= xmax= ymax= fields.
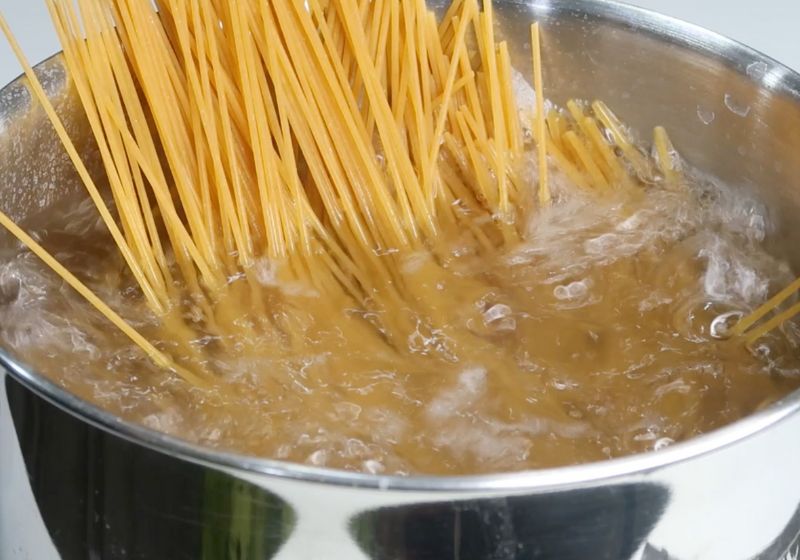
xmin=0 ymin=0 xmax=798 ymax=474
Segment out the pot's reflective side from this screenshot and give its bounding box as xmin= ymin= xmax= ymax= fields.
xmin=2 ymin=375 xmax=295 ymax=560
xmin=3 ymin=1 xmax=800 ymax=559
xmin=350 ymin=481 xmax=670 ymax=559
xmin=4 ymin=370 xmax=800 ymax=560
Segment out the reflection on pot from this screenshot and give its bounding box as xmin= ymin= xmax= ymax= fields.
xmin=6 ymin=376 xmax=296 ymax=560
xmin=351 ymin=483 xmax=669 ymax=560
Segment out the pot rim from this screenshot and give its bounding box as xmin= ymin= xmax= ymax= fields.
xmin=2 ymin=0 xmax=800 ymax=493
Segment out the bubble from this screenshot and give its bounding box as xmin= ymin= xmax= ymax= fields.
xmin=307 ymin=449 xmax=328 ymax=466
xmin=551 ymin=379 xmax=576 ymax=391
xmin=253 ymin=258 xmax=278 ymax=286
xmin=654 ymin=437 xmax=674 ymax=451
xmin=483 ymin=303 xmax=512 ymax=324
xmin=701 ymin=238 xmax=769 ymax=304
xmin=633 ymin=428 xmax=658 ymax=442
xmin=334 ymin=402 xmax=362 ymax=422
xmin=363 ymin=459 xmax=385 ymax=474
xmin=345 ymin=438 xmax=368 ymax=457
xmin=710 ymin=311 xmax=743 ymax=340
xmin=400 ymin=251 xmax=429 ymax=274
xmin=554 ymin=280 xmax=589 ymax=301
xmin=202 ymin=428 xmax=222 ymax=442
xmin=639 ymin=292 xmax=673 ymax=313
xmin=426 ymin=367 xmax=486 ymax=419
xmin=746 ymin=61 xmax=768 ymax=80
xmin=616 ymin=211 xmax=647 ymax=231
xmin=724 ymin=93 xmax=751 ymax=117
xmin=697 ymin=105 xmax=716 ymax=125
xmin=584 ymin=233 xmax=618 ymax=254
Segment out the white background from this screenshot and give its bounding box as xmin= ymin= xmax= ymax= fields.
xmin=0 ymin=0 xmax=798 ymax=87
xmin=630 ymin=0 xmax=799 ymax=72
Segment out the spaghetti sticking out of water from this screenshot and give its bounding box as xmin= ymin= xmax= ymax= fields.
xmin=0 ymin=0 xmax=797 ymax=475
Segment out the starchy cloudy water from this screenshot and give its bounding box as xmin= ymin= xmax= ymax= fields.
xmin=1 ymin=137 xmax=799 ymax=476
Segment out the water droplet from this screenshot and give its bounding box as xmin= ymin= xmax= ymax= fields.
xmin=697 ymin=105 xmax=715 ymax=125
xmin=724 ymin=94 xmax=751 ymax=117
xmin=746 ymin=61 xmax=768 ymax=80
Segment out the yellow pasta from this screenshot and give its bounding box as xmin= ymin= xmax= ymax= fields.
xmin=531 ymin=22 xmax=549 ymax=205
xmin=0 ymin=0 xmax=709 ymax=385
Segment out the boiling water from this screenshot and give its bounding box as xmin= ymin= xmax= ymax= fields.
xmin=2 ymin=158 xmax=800 ymax=475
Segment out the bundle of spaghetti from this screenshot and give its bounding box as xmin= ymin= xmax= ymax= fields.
xmin=0 ymin=0 xmax=687 ymax=397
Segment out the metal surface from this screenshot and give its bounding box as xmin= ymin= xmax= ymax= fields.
xmin=2 ymin=1 xmax=800 ymax=558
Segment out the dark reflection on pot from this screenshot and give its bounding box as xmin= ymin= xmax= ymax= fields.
xmin=351 ymin=483 xmax=669 ymax=560
xmin=6 ymin=377 xmax=296 ymax=560
xmin=754 ymin=503 xmax=800 ymax=560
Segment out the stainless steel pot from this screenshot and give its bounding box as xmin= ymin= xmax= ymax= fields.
xmin=2 ymin=1 xmax=800 ymax=559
